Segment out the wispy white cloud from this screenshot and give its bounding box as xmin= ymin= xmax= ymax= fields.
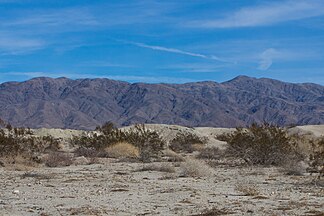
xmin=120 ymin=40 xmax=232 ymax=63
xmin=0 ymin=34 xmax=45 ymax=55
xmin=4 ymin=8 xmax=98 ymax=27
xmin=188 ymin=0 xmax=324 ymax=28
xmin=258 ymin=48 xmax=278 ymax=70
xmin=257 ymin=48 xmax=316 ymax=71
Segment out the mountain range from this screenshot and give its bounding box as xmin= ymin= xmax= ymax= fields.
xmin=0 ymin=76 xmax=323 ymax=130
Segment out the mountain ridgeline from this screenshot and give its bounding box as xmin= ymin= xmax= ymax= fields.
xmin=0 ymin=76 xmax=323 ymax=130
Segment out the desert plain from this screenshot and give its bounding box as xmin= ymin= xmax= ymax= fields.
xmin=0 ymin=124 xmax=323 ymax=216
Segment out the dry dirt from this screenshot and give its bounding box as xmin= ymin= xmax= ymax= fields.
xmin=0 ymin=125 xmax=323 ymax=216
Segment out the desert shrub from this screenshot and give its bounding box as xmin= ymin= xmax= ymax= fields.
xmin=105 ymin=142 xmax=139 ymax=159
xmin=309 ymin=137 xmax=324 ymax=177
xmin=45 ymin=152 xmax=73 ymax=167
xmin=74 ymin=146 xmax=102 ymax=158
xmin=41 ymin=135 xmax=61 ymax=152
xmin=125 ymin=124 xmax=165 ymax=162
xmin=283 ymin=160 xmax=308 ymax=176
xmin=169 ymin=132 xmax=207 ymax=153
xmin=221 ymin=123 xmax=304 ymax=166
xmin=180 ymin=158 xmax=214 ymax=177
xmin=0 ymin=126 xmax=60 ymax=158
xmin=196 ymin=147 xmax=223 ymax=160
xmin=0 ymin=125 xmax=65 ymax=168
xmin=310 ymin=137 xmax=324 ymax=169
xmin=71 ymin=123 xmax=165 ymax=162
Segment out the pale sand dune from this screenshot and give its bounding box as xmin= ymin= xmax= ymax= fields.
xmin=32 ymin=128 xmax=84 ymax=140
xmin=295 ymin=125 xmax=324 ymax=137
xmin=288 ymin=125 xmax=324 ymax=138
xmin=31 ymin=124 xmax=323 ymax=148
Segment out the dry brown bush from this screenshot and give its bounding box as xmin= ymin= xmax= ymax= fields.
xmin=74 ymin=146 xmax=102 ymax=158
xmin=105 ymin=142 xmax=139 ymax=159
xmin=282 ymin=160 xmax=308 ymax=176
xmin=309 ymin=137 xmax=324 ymax=175
xmin=180 ymin=158 xmax=214 ymax=177
xmin=45 ymin=152 xmax=73 ymax=167
xmin=196 ymin=146 xmax=223 ymax=160
xmin=2 ymin=154 xmax=39 ymax=171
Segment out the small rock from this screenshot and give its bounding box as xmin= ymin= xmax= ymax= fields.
xmin=13 ymin=190 xmax=20 ymax=195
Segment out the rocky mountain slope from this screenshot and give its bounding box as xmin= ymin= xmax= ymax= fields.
xmin=0 ymin=76 xmax=323 ymax=129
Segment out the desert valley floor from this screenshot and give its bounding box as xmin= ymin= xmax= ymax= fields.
xmin=0 ymin=124 xmax=323 ymax=216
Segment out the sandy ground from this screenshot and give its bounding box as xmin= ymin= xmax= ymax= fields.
xmin=0 ymin=124 xmax=323 ymax=216
xmin=1 ymin=160 xmax=323 ymax=216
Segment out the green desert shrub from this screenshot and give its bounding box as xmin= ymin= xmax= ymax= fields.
xmin=0 ymin=126 xmax=60 ymax=167
xmin=169 ymin=132 xmax=207 ymax=153
xmin=220 ymin=123 xmax=304 ymax=166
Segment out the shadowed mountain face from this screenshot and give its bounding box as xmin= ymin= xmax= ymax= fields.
xmin=0 ymin=76 xmax=323 ymax=130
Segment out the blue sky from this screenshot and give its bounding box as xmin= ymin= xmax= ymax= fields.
xmin=0 ymin=0 xmax=323 ymax=84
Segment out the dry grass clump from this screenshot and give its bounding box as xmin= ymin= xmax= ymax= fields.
xmin=219 ymin=123 xmax=305 ymax=166
xmin=139 ymin=163 xmax=175 ymax=173
xmin=2 ymin=154 xmax=39 ymax=171
xmin=196 ymin=146 xmax=223 ymax=160
xmin=282 ymin=160 xmax=308 ymax=176
xmin=235 ymin=183 xmax=260 ymax=196
xmin=169 ymin=132 xmax=207 ymax=153
xmin=105 ymin=142 xmax=139 ymax=159
xmin=44 ymin=152 xmax=73 ymax=167
xmin=66 ymin=205 xmax=107 ymax=215
xmin=163 ymin=149 xmax=185 ymax=162
xmin=180 ymin=158 xmax=214 ymax=177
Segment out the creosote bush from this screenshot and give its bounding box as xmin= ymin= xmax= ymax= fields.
xmin=71 ymin=122 xmax=165 ymax=162
xmin=220 ymin=123 xmax=304 ymax=166
xmin=45 ymin=152 xmax=73 ymax=167
xmin=169 ymin=132 xmax=207 ymax=153
xmin=0 ymin=126 xmax=60 ymax=164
